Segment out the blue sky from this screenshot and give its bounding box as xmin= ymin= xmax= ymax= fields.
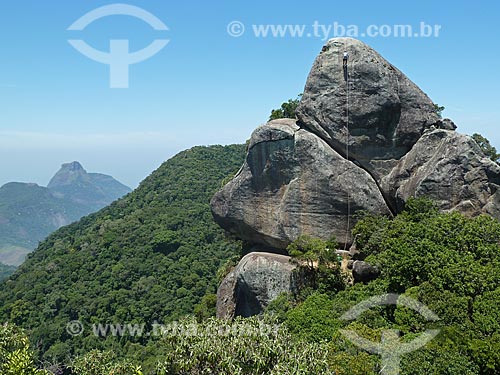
xmin=0 ymin=0 xmax=499 ymax=188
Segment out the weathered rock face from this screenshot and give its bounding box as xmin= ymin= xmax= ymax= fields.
xmin=382 ymin=129 xmax=500 ymax=215
xmin=216 ymin=252 xmax=296 ymax=319
xmin=211 ymin=37 xmax=500 ymax=314
xmin=211 ymin=119 xmax=392 ymax=249
xmin=297 ymin=38 xmax=440 ymax=181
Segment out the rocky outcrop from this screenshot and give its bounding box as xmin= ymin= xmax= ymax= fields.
xmin=48 ymin=161 xmax=131 ymax=208
xmin=352 ymin=260 xmax=380 ymax=283
xmin=212 ymin=37 xmax=500 ymax=317
xmin=211 ymin=119 xmax=392 ymax=249
xmin=296 ymin=38 xmax=440 ymax=182
xmin=381 ymin=129 xmax=500 ymax=215
xmin=216 ymin=252 xmax=296 ymax=319
xmin=212 ymin=37 xmax=500 ymax=251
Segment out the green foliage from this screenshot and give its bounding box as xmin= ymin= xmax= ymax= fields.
xmin=468 ymin=334 xmax=500 ymax=374
xmin=70 ymin=350 xmax=143 ymax=375
xmin=215 ymin=254 xmax=240 ymax=283
xmin=265 ymin=292 xmax=294 ymax=323
xmin=269 ymin=95 xmax=302 ymax=121
xmin=0 ymin=262 xmax=16 ymax=281
xmin=351 ymin=212 xmax=390 ymax=258
xmin=156 ymin=316 xmax=346 ymax=375
xmin=473 ymin=287 xmax=500 ymax=335
xmin=288 ymin=235 xmax=333 ymax=269
xmin=400 ymin=196 xmax=438 ymax=221
xmin=367 ymin=203 xmax=500 ymax=294
xmin=0 ymin=144 xmax=246 ymax=371
xmin=472 ymin=133 xmax=500 ymax=163
xmin=285 ymin=293 xmax=340 ymax=342
xmin=327 ymin=351 xmax=377 ymax=375
xmin=193 ymin=294 xmax=217 ymax=322
xmin=337 ymin=197 xmax=500 ymax=373
xmin=151 ymin=230 xmax=182 ymax=255
xmin=267 ymin=198 xmax=500 ymax=374
xmin=433 ymin=103 xmax=445 ymax=118
xmin=401 ymin=345 xmax=479 ymax=375
xmin=0 ymin=323 xmax=49 ymax=374
xmin=287 ymin=235 xmax=345 ymax=295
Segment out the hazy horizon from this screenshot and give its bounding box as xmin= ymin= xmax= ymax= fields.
xmin=1 ymin=0 xmax=499 ymax=189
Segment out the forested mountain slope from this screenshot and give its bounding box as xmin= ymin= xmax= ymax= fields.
xmin=0 ymin=144 xmax=246 ymax=365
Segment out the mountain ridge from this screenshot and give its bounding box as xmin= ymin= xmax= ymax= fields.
xmin=0 ymin=161 xmax=131 ymax=265
xmin=0 ymin=144 xmax=246 ymax=369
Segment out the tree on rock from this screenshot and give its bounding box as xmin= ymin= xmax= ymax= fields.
xmin=433 ymin=103 xmax=445 ymax=118
xmin=287 ymin=235 xmax=335 ymax=270
xmin=472 ymin=133 xmax=500 ymax=164
xmin=269 ymin=95 xmax=302 ymax=120
xmin=287 ymin=235 xmax=344 ymax=294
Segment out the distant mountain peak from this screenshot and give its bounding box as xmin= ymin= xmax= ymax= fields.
xmin=61 ymin=161 xmax=85 ymax=172
xmin=0 ymin=161 xmax=132 ymax=266
xmin=47 ymin=161 xmax=131 ymax=208
xmin=47 ymin=161 xmax=88 ymax=188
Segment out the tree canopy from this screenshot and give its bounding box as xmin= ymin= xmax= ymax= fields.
xmin=269 ymin=95 xmax=302 ymax=121
xmin=472 ymin=133 xmax=500 ymax=163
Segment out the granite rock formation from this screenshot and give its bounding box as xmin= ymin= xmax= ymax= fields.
xmin=212 ymin=37 xmax=500 ymax=317
xmin=216 ymin=252 xmax=296 ymax=318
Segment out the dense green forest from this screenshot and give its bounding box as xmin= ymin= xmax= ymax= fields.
xmin=267 ymin=198 xmax=500 ymax=374
xmin=4 ymin=142 xmax=500 ymax=374
xmin=5 ymin=198 xmax=500 ymax=374
xmin=0 ymin=182 xmax=92 ymax=263
xmin=0 ymin=144 xmax=246 ymax=372
xmin=0 ymin=163 xmax=131 ymax=267
xmin=146 ymin=199 xmax=500 ymax=374
xmin=0 ymin=262 xmax=16 ymax=281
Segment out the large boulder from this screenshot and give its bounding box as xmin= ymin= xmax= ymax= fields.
xmin=216 ymin=252 xmax=297 ymax=319
xmin=381 ymin=128 xmax=500 ymax=215
xmin=296 ymin=37 xmax=440 ymax=181
xmin=213 ymin=37 xmax=500 ymax=319
xmin=211 ymin=38 xmax=444 ymax=251
xmin=352 ymin=260 xmax=380 ymax=283
xmin=211 ymin=119 xmax=392 ymax=249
